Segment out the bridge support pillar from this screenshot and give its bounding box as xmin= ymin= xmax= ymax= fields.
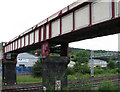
xmin=41 ymin=56 xmax=70 ymax=90
xmin=41 ymin=42 xmax=69 ymax=90
xmin=2 ymin=61 xmax=17 ymax=85
xmin=2 ymin=53 xmax=18 ymax=86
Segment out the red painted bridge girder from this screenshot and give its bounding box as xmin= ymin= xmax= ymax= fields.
xmin=3 ymin=0 xmax=120 ymax=55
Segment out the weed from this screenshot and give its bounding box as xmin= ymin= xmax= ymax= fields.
xmin=98 ymin=80 xmax=119 ymax=91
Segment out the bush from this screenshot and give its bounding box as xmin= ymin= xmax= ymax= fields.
xmin=79 ymin=63 xmax=90 ymax=74
xmin=73 ymin=62 xmax=81 ymax=72
xmin=108 ymin=68 xmax=120 ymax=74
xmin=107 ymin=61 xmax=116 ymax=69
xmin=94 ymin=68 xmax=104 ymax=75
xmin=102 ymin=67 xmax=107 ymax=70
xmin=116 ymin=62 xmax=120 ymax=68
xmin=116 ymin=68 xmax=120 ymax=73
xmin=32 ymin=60 xmax=42 ymax=77
xmin=67 ymin=67 xmax=75 ymax=75
xmin=73 ymin=62 xmax=90 ymax=74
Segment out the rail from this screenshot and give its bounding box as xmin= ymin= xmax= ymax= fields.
xmin=2 ymin=75 xmax=119 ymax=91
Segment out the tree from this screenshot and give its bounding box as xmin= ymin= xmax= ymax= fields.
xmin=73 ymin=50 xmax=90 ymax=64
xmin=32 ymin=60 xmax=42 ymax=77
xmin=73 ymin=62 xmax=81 ymax=72
xmin=73 ymin=62 xmax=90 ymax=74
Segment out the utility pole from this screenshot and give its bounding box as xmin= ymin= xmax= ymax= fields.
xmin=90 ymin=50 xmax=94 ymax=78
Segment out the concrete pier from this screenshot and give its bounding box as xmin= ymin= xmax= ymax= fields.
xmin=41 ymin=56 xmax=70 ymax=90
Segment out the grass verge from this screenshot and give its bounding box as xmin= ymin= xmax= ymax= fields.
xmin=17 ymin=73 xmax=119 ymax=84
xmin=17 ymin=76 xmax=42 ymax=84
xmin=68 ymin=73 xmax=119 ymax=81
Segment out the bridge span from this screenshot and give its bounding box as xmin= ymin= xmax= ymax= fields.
xmin=3 ymin=0 xmax=120 ymax=55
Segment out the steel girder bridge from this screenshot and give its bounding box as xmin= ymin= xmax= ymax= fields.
xmin=1 ymin=0 xmax=120 ymax=89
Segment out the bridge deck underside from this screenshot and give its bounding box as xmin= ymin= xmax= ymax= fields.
xmin=12 ymin=17 xmax=120 ymax=53
xmin=52 ymin=17 xmax=120 ymax=44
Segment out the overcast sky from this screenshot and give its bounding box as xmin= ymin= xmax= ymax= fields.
xmin=0 ymin=0 xmax=118 ymax=51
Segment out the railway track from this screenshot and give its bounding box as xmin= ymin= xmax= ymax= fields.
xmin=2 ymin=75 xmax=120 ymax=91
xmin=68 ymin=75 xmax=120 ymax=90
xmin=2 ymin=83 xmax=43 ymax=92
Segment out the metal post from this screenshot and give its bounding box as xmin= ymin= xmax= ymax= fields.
xmin=91 ymin=50 xmax=94 ymax=78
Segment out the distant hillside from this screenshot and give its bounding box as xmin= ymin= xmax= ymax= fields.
xmin=28 ymin=47 xmax=118 ymax=56
xmin=69 ymin=47 xmax=84 ymax=53
xmin=69 ymin=47 xmax=118 ymax=54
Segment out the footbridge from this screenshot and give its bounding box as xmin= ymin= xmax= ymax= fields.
xmin=3 ymin=0 xmax=120 ymax=55
xmin=1 ymin=0 xmax=120 ymax=89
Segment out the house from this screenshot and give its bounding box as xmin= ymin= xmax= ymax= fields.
xmin=16 ymin=53 xmax=39 ymax=72
xmin=88 ymin=59 xmax=107 ymax=67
